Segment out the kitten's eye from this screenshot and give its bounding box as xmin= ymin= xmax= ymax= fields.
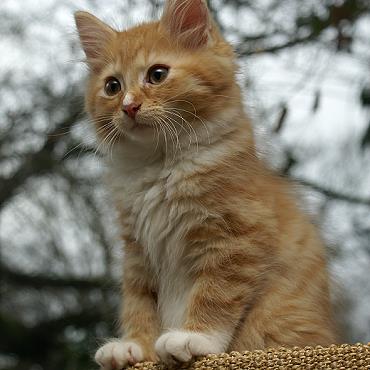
xmin=104 ymin=77 xmax=121 ymax=96
xmin=147 ymin=65 xmax=169 ymax=84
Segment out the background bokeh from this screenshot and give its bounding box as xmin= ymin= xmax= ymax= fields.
xmin=0 ymin=0 xmax=369 ymax=369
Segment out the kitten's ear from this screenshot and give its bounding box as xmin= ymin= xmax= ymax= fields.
xmin=161 ymin=0 xmax=211 ymax=48
xmin=74 ymin=11 xmax=116 ymax=69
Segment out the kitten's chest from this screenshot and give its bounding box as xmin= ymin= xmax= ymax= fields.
xmin=109 ymin=160 xmax=186 ymax=270
xmin=108 ymin=145 xmax=225 ymax=327
xmin=112 ymin=163 xmax=198 ymax=328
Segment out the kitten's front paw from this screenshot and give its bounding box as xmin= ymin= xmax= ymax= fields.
xmin=155 ymin=330 xmax=224 ymax=364
xmin=95 ymin=340 xmax=143 ymax=369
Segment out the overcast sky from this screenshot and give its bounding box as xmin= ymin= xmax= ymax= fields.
xmin=1 ymin=0 xmax=369 ymax=342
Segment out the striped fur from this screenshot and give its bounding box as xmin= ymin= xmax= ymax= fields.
xmin=75 ymin=1 xmax=337 ymax=368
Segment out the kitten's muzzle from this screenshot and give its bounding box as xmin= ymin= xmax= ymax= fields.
xmin=122 ymin=102 xmax=142 ymax=119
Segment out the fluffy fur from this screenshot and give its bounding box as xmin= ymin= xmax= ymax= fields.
xmin=75 ymin=0 xmax=337 ymax=368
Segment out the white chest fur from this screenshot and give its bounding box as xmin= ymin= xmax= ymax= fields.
xmin=107 ymin=121 xmax=241 ymax=328
xmin=108 ymin=146 xmax=198 ymax=328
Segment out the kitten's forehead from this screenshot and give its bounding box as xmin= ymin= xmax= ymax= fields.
xmin=105 ymin=21 xmax=177 ymax=81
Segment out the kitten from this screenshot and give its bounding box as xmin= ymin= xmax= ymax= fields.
xmin=75 ymin=0 xmax=337 ymax=368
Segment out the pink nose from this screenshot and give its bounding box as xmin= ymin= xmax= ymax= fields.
xmin=122 ymin=102 xmax=141 ymax=119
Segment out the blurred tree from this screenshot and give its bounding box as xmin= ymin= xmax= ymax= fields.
xmin=0 ymin=0 xmax=369 ymax=369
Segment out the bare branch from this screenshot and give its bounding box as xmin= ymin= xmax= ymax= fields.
xmin=0 ymin=97 xmax=83 ymax=210
xmin=1 ymin=263 xmax=115 ymax=291
xmin=296 ymin=178 xmax=370 ymax=206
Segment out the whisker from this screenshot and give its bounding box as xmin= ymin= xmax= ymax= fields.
xmin=108 ymin=129 xmax=121 ymax=162
xmin=162 ymin=113 xmax=190 ymax=153
xmin=164 ymin=110 xmax=199 ymax=152
xmin=157 ymin=116 xmax=178 ymax=165
xmin=163 ymin=116 xmax=182 ymax=160
xmin=152 ymin=119 xmax=161 ymax=154
xmin=93 ymin=125 xmax=117 ymax=160
xmin=166 ymin=107 xmax=211 ymax=145
xmin=157 ymin=118 xmax=168 ymax=160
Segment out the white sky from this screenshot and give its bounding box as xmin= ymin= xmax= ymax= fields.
xmin=1 ymin=0 xmax=369 ymax=342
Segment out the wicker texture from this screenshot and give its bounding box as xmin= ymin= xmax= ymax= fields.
xmin=127 ymin=343 xmax=370 ymax=369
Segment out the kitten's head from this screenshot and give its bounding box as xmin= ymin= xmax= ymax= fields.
xmin=75 ymin=0 xmax=240 ymax=151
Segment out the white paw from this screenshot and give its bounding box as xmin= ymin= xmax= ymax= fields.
xmin=155 ymin=330 xmax=225 ymax=364
xmin=95 ymin=340 xmax=143 ymax=369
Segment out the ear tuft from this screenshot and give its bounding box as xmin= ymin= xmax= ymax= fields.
xmin=161 ymin=0 xmax=211 ymax=48
xmin=74 ymin=11 xmax=116 ymax=69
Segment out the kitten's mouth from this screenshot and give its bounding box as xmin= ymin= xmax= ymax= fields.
xmin=114 ymin=117 xmax=152 ymax=133
xmin=129 ymin=118 xmax=152 ymax=131
xmin=115 ymin=118 xmax=153 ymax=134
xmin=132 ymin=121 xmax=151 ymax=130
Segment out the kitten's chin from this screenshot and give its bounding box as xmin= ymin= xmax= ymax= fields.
xmin=131 ymin=121 xmax=152 ymax=131
xmin=116 ymin=118 xmax=155 ymax=143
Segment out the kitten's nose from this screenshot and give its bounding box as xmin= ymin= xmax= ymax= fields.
xmin=122 ymin=102 xmax=141 ymax=119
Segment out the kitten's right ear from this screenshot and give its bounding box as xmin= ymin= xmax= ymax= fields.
xmin=74 ymin=11 xmax=116 ymax=70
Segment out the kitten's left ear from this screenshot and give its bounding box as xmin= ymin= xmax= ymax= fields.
xmin=74 ymin=11 xmax=116 ymax=70
xmin=161 ymin=0 xmax=211 ymax=48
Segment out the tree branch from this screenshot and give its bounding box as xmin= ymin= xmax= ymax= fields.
xmin=0 ymin=97 xmax=83 ymax=210
xmin=1 ymin=263 xmax=115 ymax=291
xmin=296 ymin=178 xmax=370 ymax=206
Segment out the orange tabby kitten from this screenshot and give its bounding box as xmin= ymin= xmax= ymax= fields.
xmin=75 ymin=0 xmax=337 ymax=368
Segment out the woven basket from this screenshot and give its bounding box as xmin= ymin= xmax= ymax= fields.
xmin=127 ymin=343 xmax=370 ymax=369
